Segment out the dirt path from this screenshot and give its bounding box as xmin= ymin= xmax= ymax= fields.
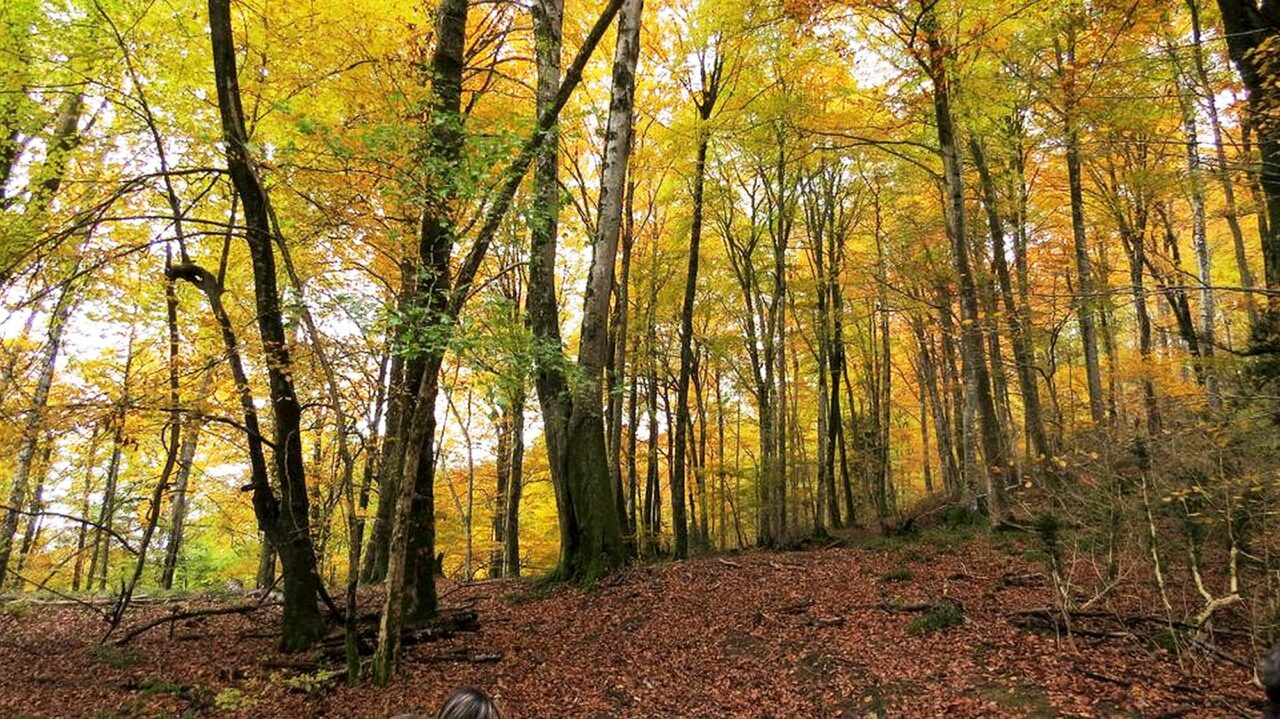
xmin=0 ymin=535 xmax=1259 ymax=717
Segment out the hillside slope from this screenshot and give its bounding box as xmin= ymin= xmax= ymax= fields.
xmin=0 ymin=534 xmax=1259 ymax=717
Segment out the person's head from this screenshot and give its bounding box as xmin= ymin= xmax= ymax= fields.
xmin=437 ymin=687 xmax=500 ymax=719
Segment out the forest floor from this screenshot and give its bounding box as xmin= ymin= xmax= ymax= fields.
xmin=0 ymin=528 xmax=1262 ymax=718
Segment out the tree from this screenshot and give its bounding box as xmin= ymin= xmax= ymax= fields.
xmin=1187 ymin=0 xmax=1258 ymax=327
xmin=206 ymin=0 xmax=327 ymax=650
xmin=970 ymin=139 xmax=1052 ymax=467
xmin=1216 ymin=0 xmax=1280 ymax=304
xmin=672 ymin=32 xmax=723 ymax=558
xmin=526 ymin=0 xmax=642 ymax=579
xmin=917 ymin=0 xmax=1007 ymax=521
xmin=0 ymin=284 xmax=73 ymax=581
xmin=1056 ymin=8 xmax=1108 ymax=425
xmin=373 ymin=0 xmax=628 ymax=682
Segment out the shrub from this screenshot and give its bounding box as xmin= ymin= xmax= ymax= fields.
xmin=908 ymin=602 xmax=965 ymax=635
xmin=879 ymin=568 xmax=914 ymax=583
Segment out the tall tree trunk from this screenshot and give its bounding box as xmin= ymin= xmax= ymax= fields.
xmin=714 ymin=364 xmax=728 ymax=548
xmin=11 ymin=436 xmax=50 ymax=585
xmin=803 ymin=165 xmax=845 ymax=530
xmin=490 ymin=404 xmax=513 ymax=578
xmin=1008 ymin=110 xmax=1050 ymax=447
xmin=563 ymin=0 xmax=642 ymax=576
xmin=1216 ymin=0 xmax=1280 ymax=306
xmin=814 ymin=264 xmax=832 ymax=532
xmin=503 ymin=391 xmax=524 ymax=576
xmin=375 ymin=0 xmax=470 ymax=674
xmin=398 ymin=0 xmax=471 ymax=625
xmin=0 ymin=286 xmax=72 ymax=581
xmin=641 ymin=240 xmax=661 ymax=551
xmin=459 ymin=390 xmax=476 ymax=582
xmin=1174 ymin=64 xmax=1219 ymax=398
xmin=644 ymin=354 xmax=661 ymax=547
xmin=770 ymin=144 xmax=792 ymax=543
xmin=663 ymin=381 xmax=676 ymax=536
xmin=911 ymin=313 xmax=959 ymax=495
xmin=168 ymin=263 xmax=283 ymax=608
xmin=91 ymin=326 xmax=136 ymax=592
xmin=1151 ymin=206 xmax=1208 ymax=369
xmin=528 ymin=0 xmax=640 ymax=578
xmin=934 ymin=284 xmax=968 ymax=496
xmin=923 ymin=4 xmax=1006 ymax=521
xmin=626 ymin=364 xmax=640 ymax=538
xmin=833 ymin=297 xmax=855 ymax=522
xmin=873 ymin=197 xmax=894 ymax=519
xmin=354 ymin=346 xmax=390 ymax=582
xmin=693 ymin=349 xmax=710 ymax=548
xmin=1096 ymin=240 xmax=1121 ymax=423
xmin=526 ymin=0 xmax=574 ymax=570
xmin=160 ymin=370 xmax=211 ymax=590
xmin=1188 ymin=0 xmax=1258 ymax=326
xmin=787 ymin=341 xmax=809 ymax=531
xmin=1244 ymin=118 xmax=1273 ymax=290
xmin=774 ymin=289 xmax=789 ymax=541
xmin=918 ymin=376 xmax=935 ymax=494
xmin=12 ymin=446 xmax=48 ymax=584
xmin=273 ymin=229 xmax=363 ymax=679
xmin=1122 ymin=220 xmax=1160 ymax=435
xmin=207 ymin=0 xmax=325 ymax=651
xmin=375 ymin=351 xmax=444 ymax=681
xmin=72 ymin=429 xmax=102 ymax=592
xmin=970 ymin=139 xmax=1052 ymax=467
xmin=361 ymin=326 xmax=406 ymax=584
xmin=606 ymin=182 xmax=635 ymax=541
xmin=671 ymin=50 xmax=719 ymax=558
xmin=1058 ymin=20 xmax=1107 ymax=424
xmin=825 ymin=193 xmax=848 ymax=527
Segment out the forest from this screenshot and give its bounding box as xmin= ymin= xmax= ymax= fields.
xmin=1 ymin=0 xmax=1279 ymax=715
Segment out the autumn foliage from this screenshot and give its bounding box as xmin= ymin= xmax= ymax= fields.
xmin=1 ymin=0 xmax=1279 ymax=714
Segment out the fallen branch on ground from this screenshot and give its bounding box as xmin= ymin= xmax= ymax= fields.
xmin=1011 ymin=607 xmax=1249 ymax=637
xmin=319 ymin=608 xmax=480 ymax=657
xmin=422 ymin=650 xmax=502 ymax=664
xmin=1082 ymin=669 xmax=1131 ymax=687
xmin=995 ymin=572 xmax=1044 ymax=589
xmin=3 ymin=569 xmax=111 ymax=618
xmin=114 ymin=601 xmax=282 ymax=645
xmin=860 ymin=601 xmax=936 ymax=613
xmin=260 ymin=659 xmax=323 ymax=672
xmin=1187 ymin=637 xmax=1253 ymax=669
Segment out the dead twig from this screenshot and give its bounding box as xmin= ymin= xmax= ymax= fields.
xmin=0 ymin=505 xmax=139 ymax=555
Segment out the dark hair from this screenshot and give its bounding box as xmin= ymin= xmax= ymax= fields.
xmin=437 ymin=687 xmax=500 ymax=719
